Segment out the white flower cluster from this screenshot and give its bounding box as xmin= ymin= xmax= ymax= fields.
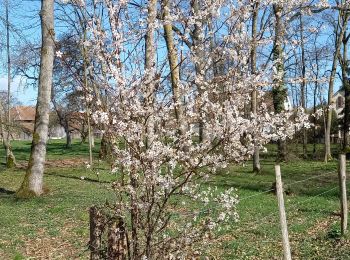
xmin=92 ymin=111 xmax=109 ymax=125
xmin=60 ymin=0 xmax=85 ymax=6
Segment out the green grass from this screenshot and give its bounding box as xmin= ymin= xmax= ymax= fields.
xmin=211 ymin=160 xmax=349 ymax=259
xmin=0 ymin=140 xmax=349 ymax=259
xmin=1 ymin=139 xmax=102 ymax=162
xmin=0 ymin=139 xmax=117 ymax=259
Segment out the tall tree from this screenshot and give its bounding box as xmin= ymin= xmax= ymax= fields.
xmin=191 ymin=0 xmax=206 ymax=143
xmin=251 ymin=0 xmax=260 ymax=172
xmin=17 ymin=0 xmax=55 ymax=197
xmin=325 ymin=3 xmax=349 ymax=162
xmin=299 ymin=11 xmax=308 ymax=158
xmin=162 ymin=0 xmax=185 ymax=134
xmin=311 ymin=31 xmax=322 ymax=158
xmin=4 ymin=0 xmax=16 ymax=168
xmin=272 ymin=3 xmax=287 ymax=162
xmin=340 ymin=24 xmax=350 ymax=151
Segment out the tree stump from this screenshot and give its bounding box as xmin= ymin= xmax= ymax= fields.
xmin=107 ymin=218 xmax=127 ymax=260
xmin=89 ymin=206 xmax=105 ymax=260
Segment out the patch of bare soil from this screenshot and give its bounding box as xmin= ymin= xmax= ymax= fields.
xmin=17 ymin=158 xmax=86 ymax=170
xmin=22 ymin=223 xmax=88 ymax=259
xmin=306 ymin=214 xmax=337 ymax=237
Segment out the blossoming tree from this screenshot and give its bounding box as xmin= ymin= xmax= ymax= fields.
xmin=58 ymin=0 xmax=312 ymax=258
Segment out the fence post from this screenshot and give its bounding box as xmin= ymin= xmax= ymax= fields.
xmin=275 ymin=165 xmax=292 ymax=260
xmin=339 ymin=154 xmax=348 ymax=235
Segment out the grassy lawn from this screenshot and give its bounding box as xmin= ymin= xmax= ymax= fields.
xmin=213 ymin=160 xmax=349 ymax=259
xmin=0 ymin=140 xmax=349 ymax=259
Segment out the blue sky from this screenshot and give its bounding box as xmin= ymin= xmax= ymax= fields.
xmin=0 ymin=0 xmax=41 ymax=105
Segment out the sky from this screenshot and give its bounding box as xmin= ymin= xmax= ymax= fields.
xmin=0 ymin=76 xmax=37 ymax=105
xmin=0 ymin=0 xmax=41 ymax=105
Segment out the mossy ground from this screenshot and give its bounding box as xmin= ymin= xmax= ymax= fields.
xmin=0 ymin=140 xmax=349 ymax=259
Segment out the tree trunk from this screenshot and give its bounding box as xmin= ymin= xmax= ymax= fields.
xmin=91 ymin=130 xmax=95 ymax=148
xmin=66 ymin=125 xmax=72 ymax=149
xmin=313 ymin=73 xmax=319 ymax=158
xmin=312 ymin=36 xmax=321 ymax=159
xmin=341 ymin=29 xmax=349 ymax=152
xmin=17 ymin=0 xmax=55 ymax=198
xmin=5 ymin=0 xmax=16 ymax=168
xmin=325 ymin=9 xmax=349 ymax=162
xmin=344 ymin=83 xmax=350 ymax=151
xmin=79 ymin=15 xmax=94 ymax=166
xmin=99 ymin=134 xmax=107 ymax=159
xmin=130 ymin=175 xmax=139 ymax=259
xmin=87 ymin=112 xmax=93 ymax=165
xmin=272 ymin=4 xmax=287 ymax=162
xmin=299 ymin=12 xmax=308 ymax=159
xmin=81 ymin=126 xmax=88 ymax=143
xmin=82 ymin=43 xmax=94 ymax=166
xmin=99 ymin=133 xmax=111 ymax=160
xmin=162 ymin=0 xmax=185 ymax=134
xmin=144 ymin=0 xmax=157 ymax=149
xmin=191 ymin=0 xmax=206 ymax=143
xmin=251 ymin=1 xmax=260 ymax=172
xmin=0 ymin=101 xmax=4 ymax=146
xmin=0 ymin=100 xmax=15 ymax=168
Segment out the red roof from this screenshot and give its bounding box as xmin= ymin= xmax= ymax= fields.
xmin=11 ymin=106 xmax=36 ymax=122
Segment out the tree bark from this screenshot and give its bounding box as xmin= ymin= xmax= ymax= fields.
xmin=17 ymin=0 xmax=55 ymax=197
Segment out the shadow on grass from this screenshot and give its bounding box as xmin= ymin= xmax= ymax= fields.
xmin=45 ymin=172 xmax=110 ymax=184
xmin=0 ymin=187 xmax=15 ymax=194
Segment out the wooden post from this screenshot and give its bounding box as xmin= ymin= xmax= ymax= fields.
xmin=275 ymin=165 xmax=292 ymax=260
xmin=89 ymin=206 xmax=105 ymax=260
xmin=339 ymin=154 xmax=348 ymax=235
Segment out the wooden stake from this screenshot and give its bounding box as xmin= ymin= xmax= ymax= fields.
xmin=275 ymin=165 xmax=292 ymax=260
xmin=339 ymin=154 xmax=348 ymax=235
